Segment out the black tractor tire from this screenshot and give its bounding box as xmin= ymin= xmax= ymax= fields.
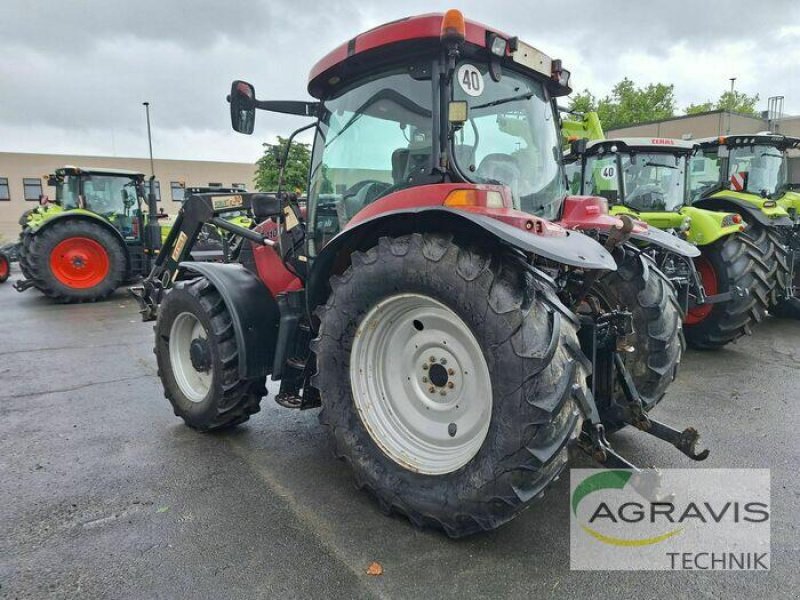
xmin=683 ymin=233 xmax=771 ymax=349
xmin=17 ymin=229 xmax=34 ymax=280
xmin=25 ymin=220 xmax=127 ymax=303
xmin=313 ymin=233 xmax=589 ymax=537
xmin=590 ymin=251 xmax=684 ymax=430
xmin=155 ymin=277 xmax=266 ymax=431
xmin=741 ymin=222 xmax=791 ymax=307
xmin=0 ymin=251 xmax=10 ymax=283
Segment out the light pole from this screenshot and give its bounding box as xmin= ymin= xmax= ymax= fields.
xmin=142 ymin=101 xmax=155 ymax=178
xmin=142 ymin=101 xmax=160 ymax=251
xmin=727 ymin=77 xmax=736 ymax=134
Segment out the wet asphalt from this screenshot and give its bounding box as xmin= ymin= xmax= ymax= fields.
xmin=1 ymin=263 xmax=798 ymax=599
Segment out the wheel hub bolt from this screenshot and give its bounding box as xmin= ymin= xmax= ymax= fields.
xmin=422 ymin=376 xmax=428 ymax=383
xmin=440 ymin=358 xmax=447 ymax=365
xmin=422 ymin=364 xmax=429 ymax=370
xmin=448 ymin=368 xmax=455 ymax=376
xmin=447 ymin=382 xmax=454 ymax=389
xmin=428 ymin=386 xmax=435 ymax=393
xmin=439 ymin=390 xmax=447 ymax=396
xmin=429 ymin=356 xmax=436 ymax=363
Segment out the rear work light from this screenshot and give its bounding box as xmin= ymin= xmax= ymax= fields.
xmin=441 ymin=9 xmax=466 ymax=43
xmin=487 ymin=33 xmax=507 ymax=57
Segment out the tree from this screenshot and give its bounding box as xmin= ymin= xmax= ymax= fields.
xmin=567 ymin=78 xmax=676 ymax=130
xmin=255 ymin=136 xmax=311 ymax=193
xmin=568 ymin=90 xmax=597 ymax=115
xmin=685 ymin=101 xmax=715 ymax=115
xmin=684 ymin=91 xmax=760 ymax=117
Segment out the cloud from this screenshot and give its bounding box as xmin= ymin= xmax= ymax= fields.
xmin=1 ymin=0 xmax=799 ymax=162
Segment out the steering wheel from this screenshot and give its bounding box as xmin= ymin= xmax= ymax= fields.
xmin=475 ymin=154 xmax=521 ymax=198
xmin=627 ymin=184 xmax=667 ymax=211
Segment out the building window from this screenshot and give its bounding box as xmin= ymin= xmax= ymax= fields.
xmin=232 ymin=183 xmax=247 ymax=190
xmin=0 ymin=177 xmax=9 ymax=201
xmin=143 ymin=180 xmax=161 ymax=201
xmin=208 ymin=182 xmax=222 ymax=188
xmin=23 ymin=178 xmax=43 ymax=201
xmin=170 ymin=181 xmax=185 ymax=202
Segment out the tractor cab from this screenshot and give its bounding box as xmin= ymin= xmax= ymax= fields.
xmin=570 ymin=138 xmax=696 ymax=213
xmin=230 ymin=12 xmax=577 ymax=258
xmin=690 ymin=134 xmax=800 ymax=204
xmin=47 ymin=166 xmax=146 ymax=240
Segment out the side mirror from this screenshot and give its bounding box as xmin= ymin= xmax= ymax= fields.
xmin=251 ymin=193 xmax=281 ymax=220
xmin=228 ymin=80 xmax=256 ymax=134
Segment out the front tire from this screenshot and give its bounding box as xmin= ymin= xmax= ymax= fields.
xmin=313 ymin=233 xmax=589 ymax=537
xmin=155 ymin=277 xmax=266 ymax=431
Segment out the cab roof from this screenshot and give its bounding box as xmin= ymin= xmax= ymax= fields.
xmin=307 ymin=12 xmax=569 ymax=99
xmin=585 ymin=137 xmax=697 ymax=155
xmin=57 ymin=165 xmax=145 ymax=178
xmin=695 ymin=133 xmax=800 ymax=151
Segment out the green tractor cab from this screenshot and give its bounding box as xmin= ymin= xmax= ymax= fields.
xmin=690 ymin=133 xmax=799 ymax=318
xmin=568 ymin=137 xmax=771 ymax=348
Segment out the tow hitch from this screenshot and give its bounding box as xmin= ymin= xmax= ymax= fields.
xmin=576 ymin=305 xmax=710 ymax=469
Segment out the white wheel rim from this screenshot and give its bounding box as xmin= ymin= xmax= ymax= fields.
xmin=169 ymin=312 xmax=212 ymax=403
xmin=350 ymin=293 xmax=493 ymax=475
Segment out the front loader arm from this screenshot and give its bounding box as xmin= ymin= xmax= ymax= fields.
xmin=131 ymin=192 xmax=276 ymax=321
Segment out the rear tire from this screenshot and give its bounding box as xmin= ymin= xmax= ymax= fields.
xmin=683 ymin=233 xmax=771 ymax=349
xmin=590 ymin=251 xmax=684 ymax=430
xmin=155 ymin=277 xmax=266 ymax=431
xmin=313 ymin=233 xmax=589 ymax=537
xmin=26 ymin=220 xmax=126 ymax=303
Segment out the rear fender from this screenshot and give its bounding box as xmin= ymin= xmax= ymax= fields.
xmin=695 ymin=194 xmax=793 ymax=228
xmin=561 ymin=195 xmax=699 ymax=258
xmin=178 ymin=262 xmax=280 ymax=379
xmin=306 ymin=207 xmax=616 ymax=311
xmin=680 ymin=206 xmax=744 ymax=245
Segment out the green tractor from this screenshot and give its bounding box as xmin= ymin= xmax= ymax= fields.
xmin=11 ymin=171 xmax=254 ymax=302
xmin=568 ymin=137 xmax=772 ymax=348
xmin=560 ymin=109 xmax=604 ymax=148
xmin=14 ymin=166 xmax=165 ymax=302
xmin=690 ymin=133 xmax=800 ymax=318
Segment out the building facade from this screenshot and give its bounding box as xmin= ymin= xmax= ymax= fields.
xmin=0 ymin=152 xmax=257 ymax=240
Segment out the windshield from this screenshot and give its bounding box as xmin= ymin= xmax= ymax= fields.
xmin=583 ymin=151 xmax=687 ymax=211
xmin=451 ymin=62 xmax=566 ymax=220
xmin=728 ymin=145 xmax=787 ymax=196
xmin=622 ymin=152 xmax=686 ymax=211
xmin=307 ymin=65 xmax=434 ymax=252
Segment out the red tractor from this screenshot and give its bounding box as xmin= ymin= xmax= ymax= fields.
xmin=134 ymin=10 xmax=706 ymax=536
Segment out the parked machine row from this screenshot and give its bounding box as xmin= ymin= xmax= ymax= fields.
xmin=3 ymin=9 xmax=796 ymax=537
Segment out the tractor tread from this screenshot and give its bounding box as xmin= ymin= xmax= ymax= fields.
xmin=685 ymin=230 xmax=771 ymax=349
xmin=313 ymin=232 xmax=587 ymax=537
xmin=155 ymin=276 xmax=265 ymax=432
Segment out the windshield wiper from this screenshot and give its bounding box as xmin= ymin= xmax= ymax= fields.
xmin=472 ymin=91 xmax=534 ymax=110
xmin=643 ymin=162 xmax=677 ymax=169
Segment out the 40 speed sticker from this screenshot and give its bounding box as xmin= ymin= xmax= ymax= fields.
xmin=457 ymin=64 xmax=484 ymax=97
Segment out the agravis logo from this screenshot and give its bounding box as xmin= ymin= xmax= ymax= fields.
xmin=572 ymin=470 xmax=683 ymax=547
xmin=570 ymin=469 xmax=771 ymax=571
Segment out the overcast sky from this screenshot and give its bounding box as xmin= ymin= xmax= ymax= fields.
xmin=1 ymin=0 xmax=799 ymax=164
